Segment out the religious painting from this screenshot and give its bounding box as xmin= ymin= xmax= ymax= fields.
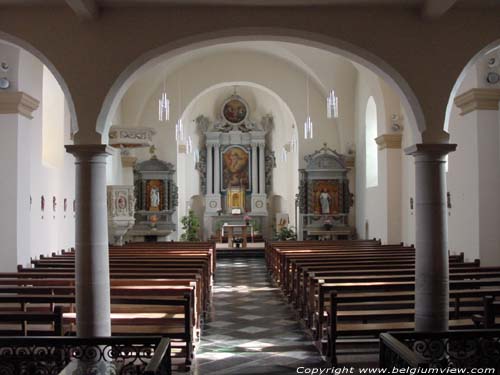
xmin=146 ymin=180 xmax=164 ymax=211
xmin=222 ymin=96 xmax=248 ymax=125
xmin=312 ymin=180 xmax=340 ymax=215
xmin=222 ymin=146 xmax=250 ymax=191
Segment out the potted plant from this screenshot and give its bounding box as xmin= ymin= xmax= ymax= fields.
xmin=275 ymin=226 xmax=297 ymax=241
xmin=180 ymin=209 xmax=200 ymax=241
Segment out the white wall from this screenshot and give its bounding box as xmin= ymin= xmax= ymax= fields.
xmin=0 ymin=43 xmax=75 ymax=271
xmin=355 ymin=68 xmax=388 ymax=241
xmin=447 ymin=69 xmax=479 ymax=261
xmin=28 ymin=60 xmax=75 ymax=264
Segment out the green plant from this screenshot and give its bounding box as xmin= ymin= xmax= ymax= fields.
xmin=274 ymin=226 xmax=297 ymax=241
xmin=249 ymin=219 xmax=261 ymax=233
xmin=180 ymin=210 xmax=201 ymax=241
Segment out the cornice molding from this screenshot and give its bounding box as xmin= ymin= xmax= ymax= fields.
xmin=454 ymin=88 xmax=500 ymax=115
xmin=121 ymin=155 xmax=137 ymax=168
xmin=0 ymin=91 xmax=40 ymax=119
xmin=375 ymin=133 xmax=402 ymax=150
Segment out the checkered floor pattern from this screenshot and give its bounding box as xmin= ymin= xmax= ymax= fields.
xmin=187 ymin=257 xmax=325 ymax=374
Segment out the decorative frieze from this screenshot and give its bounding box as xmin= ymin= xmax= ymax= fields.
xmin=0 ymin=91 xmax=40 ymax=119
xmin=108 ymin=126 xmax=156 ymax=148
xmin=375 ymin=134 xmax=403 ymax=150
xmin=454 ymin=88 xmax=500 ymax=115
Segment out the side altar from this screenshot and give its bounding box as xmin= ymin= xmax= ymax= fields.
xmin=297 ymin=144 xmax=354 ymax=240
xmin=127 ymin=153 xmax=178 ymax=242
xmin=195 ymin=94 xmax=275 ymax=240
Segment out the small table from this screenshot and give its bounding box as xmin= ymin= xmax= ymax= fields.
xmin=222 ymin=224 xmax=253 ymax=248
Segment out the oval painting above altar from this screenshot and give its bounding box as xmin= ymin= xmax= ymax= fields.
xmin=222 ymin=97 xmax=248 ymax=124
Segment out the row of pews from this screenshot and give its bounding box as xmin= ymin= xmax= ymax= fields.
xmin=266 ymin=239 xmax=500 ymax=365
xmin=0 ymin=241 xmax=216 ymax=370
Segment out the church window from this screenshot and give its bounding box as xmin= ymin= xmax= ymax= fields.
xmin=42 ymin=66 xmax=65 ymax=168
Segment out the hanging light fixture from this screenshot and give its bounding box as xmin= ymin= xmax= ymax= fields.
xmin=175 ymin=75 xmax=184 ymax=142
xmin=175 ymin=120 xmax=184 ymax=142
xmin=304 ymin=75 xmax=313 ymax=140
xmin=291 ymin=127 xmax=298 ymax=153
xmin=327 ymin=89 xmax=339 ymax=119
xmin=158 ymin=79 xmax=170 ymax=122
xmin=281 ymin=146 xmax=288 ymax=162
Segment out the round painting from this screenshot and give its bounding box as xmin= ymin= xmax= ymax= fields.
xmin=222 ymin=97 xmax=248 ymax=124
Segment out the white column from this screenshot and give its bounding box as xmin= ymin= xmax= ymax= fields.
xmin=65 ymin=144 xmax=112 ymax=337
xmin=259 ymin=144 xmax=265 ymax=194
xmin=214 ymin=144 xmax=220 ymax=194
xmin=206 ymin=144 xmax=213 ymax=195
xmin=251 ymin=143 xmax=258 ymax=193
xmin=406 ymin=143 xmax=456 ymax=332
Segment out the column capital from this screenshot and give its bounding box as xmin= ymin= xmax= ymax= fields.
xmin=65 ymin=144 xmax=113 ymax=159
xmin=405 ymin=143 xmax=457 ymax=159
xmin=0 ymin=91 xmax=40 ymax=119
xmin=375 ymin=133 xmax=402 ymax=150
xmin=454 ymin=88 xmax=500 ymax=115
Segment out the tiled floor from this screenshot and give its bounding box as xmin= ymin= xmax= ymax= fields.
xmin=188 ymin=257 xmax=326 ymax=374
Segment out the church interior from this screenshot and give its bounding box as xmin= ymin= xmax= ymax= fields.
xmin=0 ymin=1 xmax=500 ymax=374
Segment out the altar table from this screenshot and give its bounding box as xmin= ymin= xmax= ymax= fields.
xmin=222 ymin=224 xmax=253 ymax=248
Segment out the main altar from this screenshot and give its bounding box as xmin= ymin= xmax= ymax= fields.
xmin=196 ymin=94 xmax=274 ymax=240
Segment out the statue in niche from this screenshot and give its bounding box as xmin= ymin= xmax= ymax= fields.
xmin=150 ymin=187 xmax=160 ymax=209
xmin=313 ymin=180 xmax=339 ymax=215
xmin=319 ymin=189 xmax=332 ymax=214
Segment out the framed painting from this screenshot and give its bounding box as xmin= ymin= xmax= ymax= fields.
xmin=221 ymin=145 xmax=251 ymax=191
xmin=221 ymin=95 xmax=249 ymax=125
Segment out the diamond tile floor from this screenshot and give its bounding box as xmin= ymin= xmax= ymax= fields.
xmin=185 ymin=257 xmax=326 ymax=374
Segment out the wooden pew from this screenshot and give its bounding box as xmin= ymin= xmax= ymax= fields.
xmin=327 ymin=288 xmax=500 ymax=365
xmin=0 ymin=306 xmax=63 ymax=336
xmin=0 ymin=293 xmax=194 ymax=366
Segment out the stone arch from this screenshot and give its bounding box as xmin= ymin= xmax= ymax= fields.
xmin=0 ymin=30 xmax=78 ymax=135
xmin=96 ymin=28 xmax=424 ymax=144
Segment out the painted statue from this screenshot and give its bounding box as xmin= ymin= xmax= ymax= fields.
xmin=319 ymin=189 xmax=332 ymax=214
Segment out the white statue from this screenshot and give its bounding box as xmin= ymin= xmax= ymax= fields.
xmin=319 ymin=189 xmax=331 ymax=214
xmin=150 ymin=187 xmax=160 ymax=209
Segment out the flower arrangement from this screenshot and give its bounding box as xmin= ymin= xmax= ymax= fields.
xmin=243 ymin=214 xmax=251 ymax=225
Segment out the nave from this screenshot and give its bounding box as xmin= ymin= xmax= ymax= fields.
xmin=190 ymin=257 xmax=326 ymax=375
